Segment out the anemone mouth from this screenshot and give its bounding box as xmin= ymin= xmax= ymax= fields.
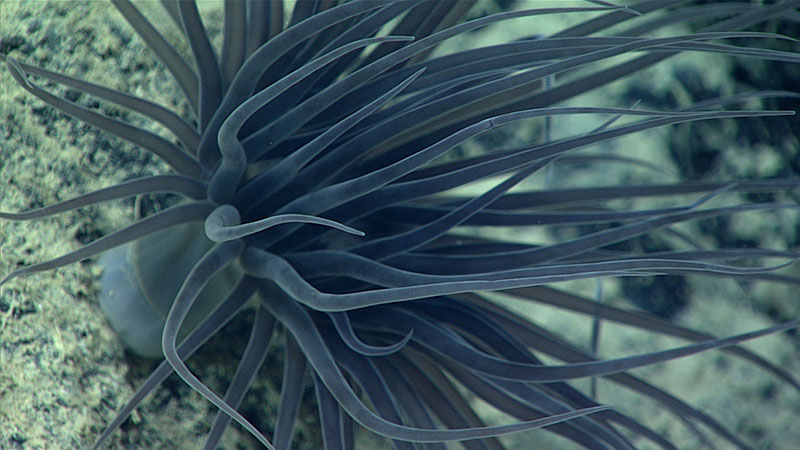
xmin=1 ymin=1 xmax=800 ymax=449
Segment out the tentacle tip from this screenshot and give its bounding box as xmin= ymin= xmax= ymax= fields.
xmin=334 ymin=222 xmax=365 ymax=237
xmin=391 ymin=35 xmax=415 ymax=42
xmin=621 ymin=6 xmax=643 ymax=16
xmin=0 ymin=272 xmax=17 ymax=287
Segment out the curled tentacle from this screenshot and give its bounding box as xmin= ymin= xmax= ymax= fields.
xmin=329 ymin=311 xmax=413 ymax=356
xmin=205 ymin=204 xmax=364 ymax=243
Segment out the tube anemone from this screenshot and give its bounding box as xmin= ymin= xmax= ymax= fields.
xmin=1 ymin=1 xmax=799 ymax=449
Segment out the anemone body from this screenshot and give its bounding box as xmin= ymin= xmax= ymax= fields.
xmin=1 ymin=1 xmax=800 ymax=449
